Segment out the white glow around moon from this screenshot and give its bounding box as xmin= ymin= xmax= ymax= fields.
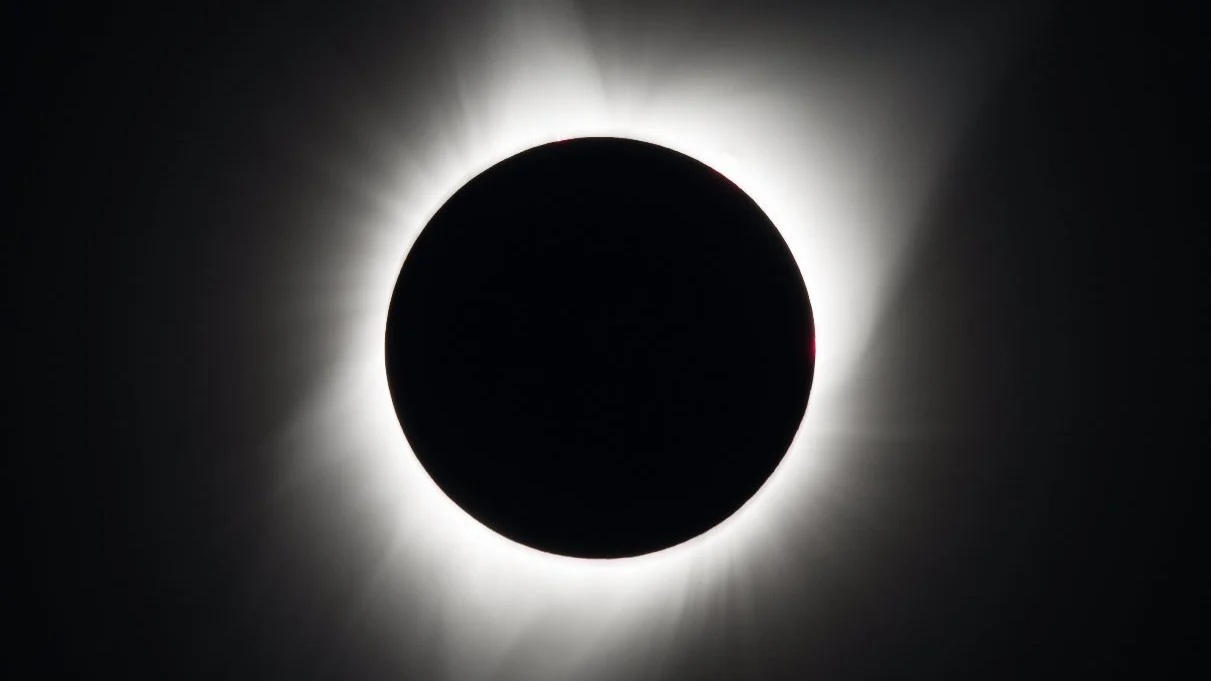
xmin=263 ymin=3 xmax=1031 ymax=680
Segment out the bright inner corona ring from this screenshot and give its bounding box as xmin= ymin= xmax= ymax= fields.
xmin=268 ymin=3 xmax=1019 ymax=680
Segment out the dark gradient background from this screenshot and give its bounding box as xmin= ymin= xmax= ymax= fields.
xmin=10 ymin=1 xmax=1204 ymax=678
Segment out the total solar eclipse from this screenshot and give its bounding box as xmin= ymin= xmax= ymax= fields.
xmin=386 ymin=137 xmax=814 ymax=558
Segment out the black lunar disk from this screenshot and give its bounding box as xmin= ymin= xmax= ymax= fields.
xmin=386 ymin=137 xmax=814 ymax=558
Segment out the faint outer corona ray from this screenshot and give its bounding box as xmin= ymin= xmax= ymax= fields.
xmin=265 ymin=2 xmax=1032 ymax=680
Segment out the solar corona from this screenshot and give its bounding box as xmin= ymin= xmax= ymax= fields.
xmin=265 ymin=5 xmax=1015 ymax=678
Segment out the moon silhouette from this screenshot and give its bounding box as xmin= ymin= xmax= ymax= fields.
xmin=386 ymin=137 xmax=814 ymax=558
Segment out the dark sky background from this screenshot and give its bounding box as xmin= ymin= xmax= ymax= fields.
xmin=10 ymin=1 xmax=1205 ymax=678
